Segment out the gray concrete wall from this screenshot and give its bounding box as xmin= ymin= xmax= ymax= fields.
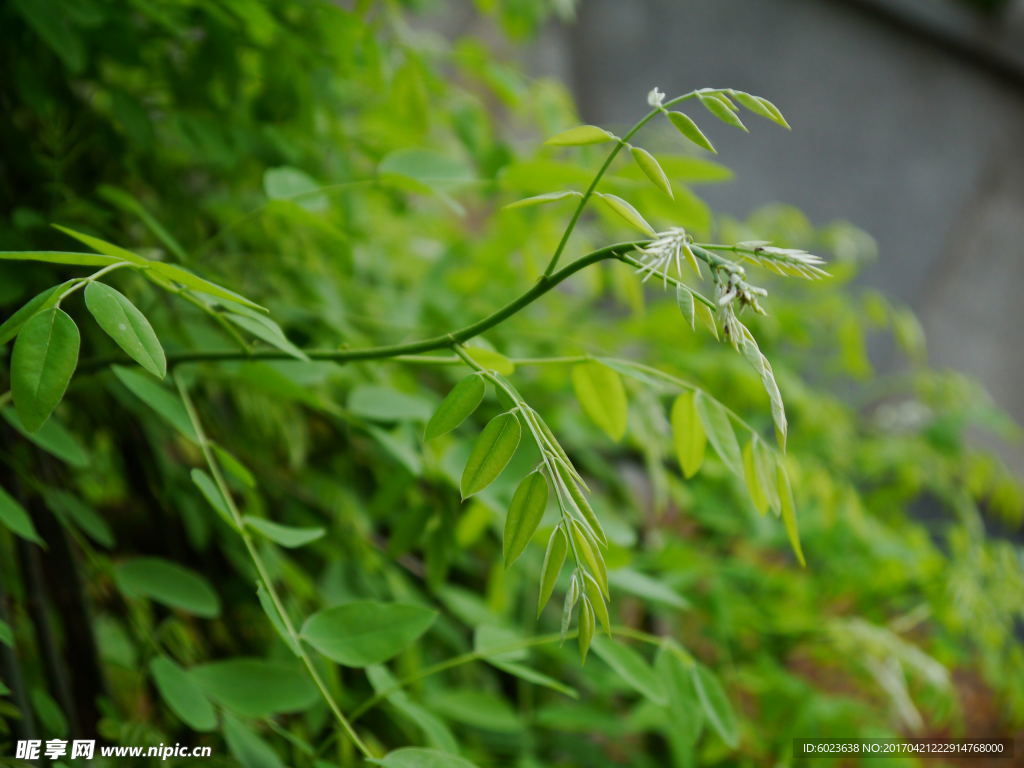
xmin=554 ymin=0 xmax=1024 ymax=467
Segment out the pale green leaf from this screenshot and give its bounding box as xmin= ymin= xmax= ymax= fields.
xmin=630 ymin=146 xmax=673 ymax=198
xmin=666 ymin=112 xmax=716 ymax=153
xmin=730 ymin=91 xmax=790 ymax=129
xmin=676 ymin=285 xmax=695 ymax=330
xmin=431 ymin=689 xmax=521 ymax=732
xmin=698 ymin=93 xmax=747 ymax=132
xmin=460 ymin=411 xmax=521 ymax=498
xmin=595 ymin=193 xmax=655 ymax=235
xmin=503 ymin=191 xmax=580 ymax=210
xmin=148 ymin=262 xmax=266 ymax=312
xmin=463 ymin=346 xmax=515 ymax=375
xmin=571 ymin=360 xmax=628 ymax=441
xmin=695 ymin=392 xmax=742 ymax=476
xmin=52 ymin=224 xmax=149 ymax=266
xmin=577 ymin=598 xmax=595 ymax=662
xmin=503 ymin=471 xmax=548 ymax=567
xmin=671 ymin=391 xmax=705 ymax=478
xmin=150 ymin=655 xmax=216 ymax=731
xmin=544 ymin=125 xmax=615 ymax=146
xmin=190 ymin=658 xmax=316 ymax=718
xmin=2 ymin=407 xmax=89 ymax=467
xmin=225 ymin=310 xmax=309 ymax=361
xmin=425 ymin=374 xmax=485 ymax=440
xmin=115 ymin=557 xmax=220 ymax=617
xmin=0 ymin=484 xmax=43 ymax=545
xmin=369 ymin=748 xmax=479 ymax=768
xmin=222 ymin=713 xmax=285 ymax=768
xmin=11 ymin=307 xmax=80 ymax=432
xmin=263 ymin=166 xmax=328 ymax=212
xmin=301 ymin=601 xmax=437 ymax=667
xmin=244 ymin=516 xmax=325 ymax=548
xmin=591 ymin=636 xmax=667 ymax=705
xmin=691 ymin=663 xmax=739 ymax=748
xmin=84 ymin=281 xmax=166 ymax=378
xmin=349 ymin=385 xmax=433 ymax=423
xmin=0 ymin=251 xmax=119 ymax=267
xmin=777 ymin=463 xmax=806 ymax=566
xmin=537 ymin=526 xmax=568 ymax=615
xmin=112 ymin=365 xmax=197 ymax=440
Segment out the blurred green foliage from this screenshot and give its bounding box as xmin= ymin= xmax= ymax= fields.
xmin=1 ymin=1 xmax=1022 ymax=767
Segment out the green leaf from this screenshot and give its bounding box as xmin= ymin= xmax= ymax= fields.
xmin=743 ymin=440 xmax=774 ymax=516
xmin=577 ymin=599 xmax=595 ymax=662
xmin=595 ymin=193 xmax=655 ymax=236
xmin=666 ymin=112 xmax=716 ymax=153
xmin=244 ymin=516 xmax=325 ymax=548
xmin=537 ymin=526 xmax=568 ymax=615
xmin=98 ymin=185 xmax=189 ymax=261
xmin=609 ymin=568 xmax=689 ymax=610
xmin=191 ymin=469 xmax=234 ymax=526
xmin=670 ymin=391 xmax=705 ymax=479
xmin=545 ymin=125 xmax=615 ymax=146
xmin=366 ymin=666 xmax=458 ymax=752
xmin=676 ymin=285 xmax=695 ymax=330
xmin=463 ymin=346 xmax=515 ymax=375
xmin=225 ymin=310 xmax=309 ymax=361
xmin=84 ymin=281 xmax=166 ymax=378
xmin=489 ymin=659 xmax=578 ymax=698
xmin=583 ymin=575 xmax=610 ymax=634
xmin=378 ymin=149 xmax=474 ymax=195
xmin=256 ymin=583 xmax=300 ymax=656
xmin=553 ymin=461 xmax=606 ymax=546
xmin=504 ymin=191 xmax=580 ymax=210
xmin=460 ymin=411 xmax=521 ymax=498
xmin=567 ymin=520 xmax=607 ymax=597
xmin=115 ymin=557 xmax=220 ymax=617
xmin=430 ymin=689 xmax=521 ymax=732
xmin=0 ymin=283 xmax=69 ymax=345
xmin=425 ymin=374 xmax=485 ymax=440
xmin=43 ymin=489 xmax=114 ymax=548
xmin=0 ymin=619 xmax=12 ymax=648
xmin=655 ymin=646 xmax=704 ymax=748
xmin=301 ymin=601 xmax=437 ymax=667
xmin=630 ymin=146 xmax=673 ymax=199
xmin=211 ymin=443 xmax=255 ymax=488
xmin=695 ymin=392 xmax=742 ymax=476
xmin=2 ymin=408 xmax=89 ymax=468
xmin=698 ymin=93 xmax=747 ymax=132
xmin=730 ymin=91 xmax=790 ymax=129
xmin=0 ymin=484 xmax=43 ymax=545
xmin=222 ymin=713 xmax=286 ymax=768
xmin=571 ymin=361 xmax=628 ymax=441
xmin=190 ymin=658 xmax=317 ymax=717
xmin=0 ymin=252 xmax=120 ymax=267
xmin=777 ymin=463 xmax=806 ymax=566
xmin=11 ymin=307 xmax=80 ymax=432
xmin=349 ymin=385 xmax=434 ymax=423
xmin=591 ymin=636 xmax=667 ymax=705
xmin=691 ymin=663 xmax=739 ymax=748
xmin=503 ymin=471 xmax=548 ymax=567
xmin=112 ymin=365 xmax=197 ymax=440
xmin=263 ymin=166 xmax=329 ymax=213
xmin=694 ymin=301 xmax=718 ymax=339
xmin=148 ymin=262 xmax=266 ymax=312
xmin=150 ymin=655 xmax=216 ymax=731
xmin=52 ymin=224 xmax=149 ymax=266
xmin=369 ymin=748 xmax=480 ymax=768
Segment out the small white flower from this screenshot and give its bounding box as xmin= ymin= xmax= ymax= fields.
xmin=647 ymin=87 xmax=665 ymax=108
xmin=633 ymin=228 xmax=693 ymax=287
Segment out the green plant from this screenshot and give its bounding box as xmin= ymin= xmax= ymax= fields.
xmin=1 ymin=2 xmax=1021 ymax=767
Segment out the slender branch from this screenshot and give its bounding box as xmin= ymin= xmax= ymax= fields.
xmin=175 ymin=374 xmax=372 ymax=759
xmin=541 ymin=90 xmax=703 ymax=278
xmin=80 ymin=241 xmax=644 ymax=372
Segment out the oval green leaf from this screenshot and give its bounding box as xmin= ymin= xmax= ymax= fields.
xmin=190 ymin=658 xmax=317 ymax=718
xmin=85 ymin=281 xmax=166 ymax=378
xmin=595 ymin=193 xmax=655 ymax=235
xmin=592 ymin=636 xmax=667 ymax=705
xmin=691 ymin=663 xmax=739 ymax=748
xmin=301 ymin=601 xmax=437 ymax=667
xmin=150 ymin=655 xmax=216 ymax=731
xmin=503 ymin=471 xmax=548 ymax=567
xmin=630 ymin=146 xmax=673 ymax=199
xmin=243 ymin=516 xmax=325 ymax=548
xmin=460 ymin=411 xmax=521 ymax=498
xmin=11 ymin=307 xmax=80 ymax=432
xmin=695 ymin=392 xmax=742 ymax=476
xmin=667 ymin=111 xmax=716 ymax=154
xmin=671 ymin=391 xmax=705 ymax=479
xmin=0 ymin=484 xmax=43 ymax=545
xmin=572 ymin=361 xmax=628 ymax=442
xmin=537 ymin=526 xmax=568 ymax=615
xmin=425 ymin=374 xmax=485 ymax=440
xmin=777 ymin=462 xmax=806 ymax=567
xmin=115 ymin=557 xmax=220 ymax=617
xmin=698 ymin=93 xmax=747 ymax=132
xmin=544 ymin=125 xmax=615 ymax=146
